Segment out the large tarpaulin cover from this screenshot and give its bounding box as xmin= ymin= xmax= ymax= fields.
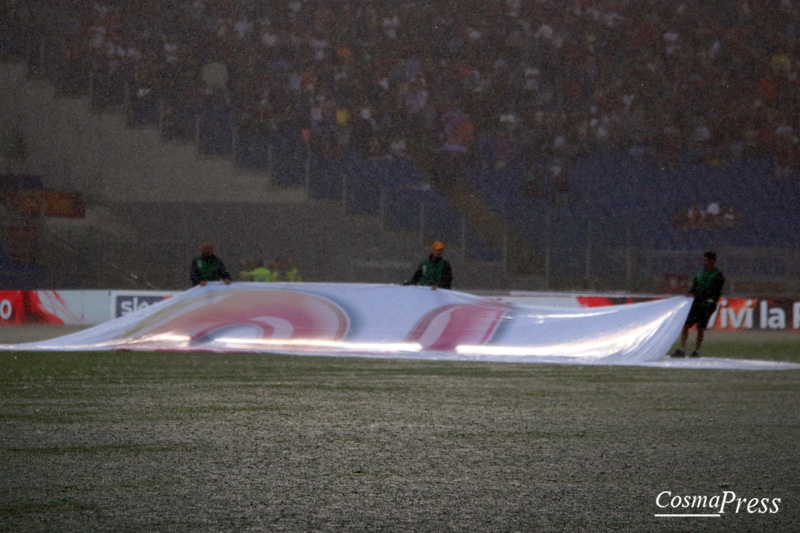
xmin=1 ymin=283 xmax=798 ymax=370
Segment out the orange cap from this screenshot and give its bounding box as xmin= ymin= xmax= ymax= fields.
xmin=432 ymin=241 xmax=444 ymax=250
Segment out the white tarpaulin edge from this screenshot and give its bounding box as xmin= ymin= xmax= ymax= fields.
xmin=1 ymin=283 xmax=798 ymax=370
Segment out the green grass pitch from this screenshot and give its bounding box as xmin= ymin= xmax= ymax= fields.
xmin=1 ymin=330 xmax=799 ymax=532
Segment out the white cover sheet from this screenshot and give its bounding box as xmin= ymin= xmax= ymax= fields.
xmin=2 ymin=283 xmax=798 ymax=370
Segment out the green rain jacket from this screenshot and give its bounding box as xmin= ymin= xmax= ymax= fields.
xmin=405 ymin=255 xmax=453 ymax=289
xmin=689 ymin=267 xmax=725 ymax=311
xmin=191 ymin=255 xmax=231 ymax=286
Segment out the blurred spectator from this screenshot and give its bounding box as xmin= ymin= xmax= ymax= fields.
xmin=722 ymin=205 xmax=741 ymax=229
xmin=551 ymin=159 xmax=571 ymax=206
xmin=671 ymin=206 xmax=688 ymax=229
xmin=16 ymin=0 xmax=800 ymax=181
xmin=704 ymin=202 xmax=722 ymax=229
xmin=239 ymin=259 xmax=273 ymax=282
xmin=687 ymin=203 xmax=704 ymax=229
xmin=673 ymin=202 xmax=742 ymax=230
xmin=281 ymin=258 xmax=302 ymax=282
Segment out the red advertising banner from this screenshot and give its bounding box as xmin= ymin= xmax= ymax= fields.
xmin=0 ymin=291 xmax=67 ymax=325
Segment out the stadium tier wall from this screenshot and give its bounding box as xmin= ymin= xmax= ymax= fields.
xmin=1 ymin=59 xmax=799 ymax=295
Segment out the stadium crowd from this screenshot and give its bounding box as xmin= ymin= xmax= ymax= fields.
xmin=5 ymin=0 xmax=800 ymax=175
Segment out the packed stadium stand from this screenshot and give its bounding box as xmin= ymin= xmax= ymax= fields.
xmin=1 ymin=1 xmax=798 ymax=294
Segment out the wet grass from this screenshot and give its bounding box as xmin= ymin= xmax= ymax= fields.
xmin=0 ymin=335 xmax=799 ymax=532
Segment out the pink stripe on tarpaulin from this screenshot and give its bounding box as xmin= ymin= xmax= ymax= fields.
xmin=405 ymin=302 xmax=508 ymax=351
